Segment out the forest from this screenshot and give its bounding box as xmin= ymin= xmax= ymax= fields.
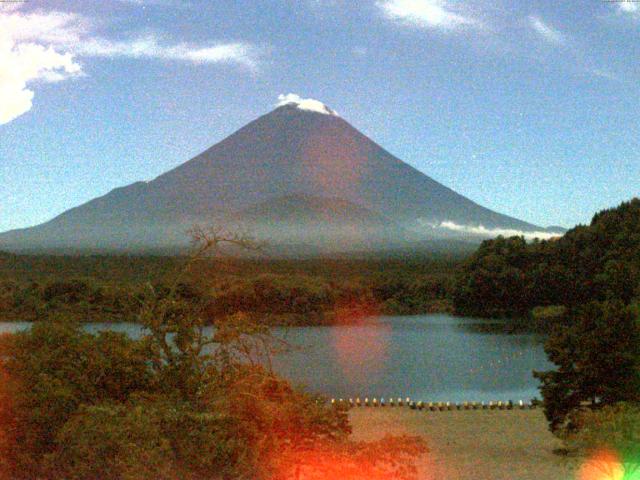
xmin=0 ymin=231 xmax=427 ymax=479
xmin=2 ymin=199 xmax=639 ymax=332
xmin=0 ymin=252 xmax=458 ymax=326
xmin=453 ymin=198 xmax=640 ymax=329
xmin=2 ymin=200 xmax=640 ymax=478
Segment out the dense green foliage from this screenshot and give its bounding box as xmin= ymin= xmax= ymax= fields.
xmin=453 ymin=198 xmax=640 ymax=323
xmin=1 ymin=321 xmax=411 ymax=479
xmin=449 ymin=199 xmax=640 ymax=443
xmin=0 ymin=233 xmax=427 ymax=480
xmin=534 ymin=301 xmax=640 ymax=433
xmin=0 ymin=322 xmax=153 ymax=479
xmin=0 ymin=254 xmax=457 ymax=325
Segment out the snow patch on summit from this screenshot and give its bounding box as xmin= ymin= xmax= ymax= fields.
xmin=276 ymin=93 xmax=339 ymax=116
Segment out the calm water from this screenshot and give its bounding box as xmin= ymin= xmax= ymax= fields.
xmin=0 ymin=315 xmax=550 ymax=403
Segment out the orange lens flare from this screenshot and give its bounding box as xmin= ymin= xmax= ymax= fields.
xmin=280 ymin=452 xmax=378 ymax=480
xmin=330 ymin=301 xmax=390 ymax=383
xmin=301 ymin=129 xmax=367 ymax=199
xmin=275 ymin=439 xmax=429 ymax=480
xmin=0 ymin=367 xmax=15 ymax=477
xmin=578 ymin=449 xmax=626 ymax=480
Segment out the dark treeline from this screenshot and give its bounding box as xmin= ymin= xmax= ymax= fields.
xmin=4 ymin=199 xmax=639 ymax=329
xmin=522 ymin=201 xmax=640 ymax=463
xmin=449 ymin=198 xmax=640 ymax=458
xmin=453 ymin=198 xmax=640 ymax=328
xmin=0 ymin=253 xmax=459 ymax=325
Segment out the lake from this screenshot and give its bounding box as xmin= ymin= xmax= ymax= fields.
xmin=0 ymin=314 xmax=551 ymax=403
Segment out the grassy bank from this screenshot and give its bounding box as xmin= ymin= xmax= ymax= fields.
xmin=349 ymin=408 xmax=578 ymax=480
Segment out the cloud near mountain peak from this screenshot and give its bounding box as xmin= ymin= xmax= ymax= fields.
xmin=276 ymin=93 xmax=339 ymax=116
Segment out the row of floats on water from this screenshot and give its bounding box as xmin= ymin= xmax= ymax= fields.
xmin=330 ymin=397 xmax=539 ymax=411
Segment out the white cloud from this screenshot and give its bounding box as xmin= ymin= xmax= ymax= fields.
xmin=352 ymin=46 xmax=368 ymax=57
xmin=618 ymin=0 xmax=639 ymax=13
xmin=76 ymin=35 xmax=258 ymax=69
xmin=0 ymin=29 xmax=82 ymax=125
xmin=276 ymin=93 xmax=339 ymax=116
xmin=528 ymin=15 xmax=566 ymax=46
xmin=589 ymin=67 xmax=619 ymax=81
xmin=117 ymin=0 xmax=175 ymax=4
xmin=615 ymin=0 xmax=640 ymax=20
xmin=0 ymin=5 xmax=260 ymax=125
xmin=429 ymin=219 xmax=561 ymax=241
xmin=0 ymin=9 xmax=87 ymax=44
xmin=116 ymin=0 xmax=196 ymax=9
xmin=377 ymin=0 xmax=479 ymax=31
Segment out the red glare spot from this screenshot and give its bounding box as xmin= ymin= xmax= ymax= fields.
xmin=330 ymin=301 xmax=390 ymax=383
xmin=578 ymin=448 xmax=625 ymax=480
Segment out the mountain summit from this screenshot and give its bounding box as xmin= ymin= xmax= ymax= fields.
xmin=276 ymin=93 xmax=340 ymax=116
xmin=0 ymin=96 xmax=559 ymax=253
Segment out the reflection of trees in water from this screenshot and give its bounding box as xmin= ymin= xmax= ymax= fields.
xmin=453 ymin=320 xmax=547 ymax=340
xmin=440 ymin=320 xmax=550 ymax=395
xmin=376 ymin=314 xmax=546 ymax=337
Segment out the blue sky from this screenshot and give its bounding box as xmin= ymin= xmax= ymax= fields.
xmin=1 ymin=0 xmax=639 ymax=233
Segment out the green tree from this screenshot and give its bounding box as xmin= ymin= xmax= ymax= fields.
xmin=0 ymin=320 xmax=152 ymax=478
xmin=452 ymin=198 xmax=640 ymax=325
xmin=534 ymin=301 xmax=640 ymax=433
xmin=45 ymin=401 xmax=179 ymax=480
xmin=134 ymin=226 xmax=427 ymax=479
xmin=453 ymin=236 xmax=531 ymax=318
xmin=1 ymin=226 xmax=427 ymax=480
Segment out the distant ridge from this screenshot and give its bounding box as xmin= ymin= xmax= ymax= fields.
xmin=0 ymin=98 xmax=563 ymax=254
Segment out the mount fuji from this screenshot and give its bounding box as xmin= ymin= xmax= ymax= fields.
xmin=0 ymin=95 xmax=562 ymax=254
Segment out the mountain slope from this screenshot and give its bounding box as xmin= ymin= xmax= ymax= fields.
xmin=0 ymin=100 xmax=552 ymax=252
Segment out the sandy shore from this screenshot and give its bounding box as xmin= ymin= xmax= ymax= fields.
xmin=349 ymin=408 xmax=579 ymax=480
